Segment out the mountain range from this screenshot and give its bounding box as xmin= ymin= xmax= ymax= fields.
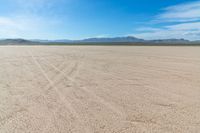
xmin=0 ymin=36 xmax=199 ymax=45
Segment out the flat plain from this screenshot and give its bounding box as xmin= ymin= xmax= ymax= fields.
xmin=0 ymin=46 xmax=200 ymax=133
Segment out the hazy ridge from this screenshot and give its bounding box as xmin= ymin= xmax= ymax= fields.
xmin=0 ymin=36 xmax=199 ymax=45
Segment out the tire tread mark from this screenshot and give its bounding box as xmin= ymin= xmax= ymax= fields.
xmin=45 ymin=60 xmax=124 ymax=117
xmin=28 ymin=51 xmax=92 ymax=133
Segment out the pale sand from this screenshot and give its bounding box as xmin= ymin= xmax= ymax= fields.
xmin=0 ymin=46 xmax=200 ymax=133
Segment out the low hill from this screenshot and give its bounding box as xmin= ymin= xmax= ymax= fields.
xmin=0 ymin=39 xmax=37 ymax=45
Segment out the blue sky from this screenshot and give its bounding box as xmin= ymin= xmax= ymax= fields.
xmin=0 ymin=0 xmax=200 ymax=40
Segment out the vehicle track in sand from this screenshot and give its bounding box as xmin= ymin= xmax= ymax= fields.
xmin=42 ymin=58 xmax=125 ymax=117
xmin=28 ymin=51 xmax=92 ymax=133
xmin=1 ymin=46 xmax=200 ymax=133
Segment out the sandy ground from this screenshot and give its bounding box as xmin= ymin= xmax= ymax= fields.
xmin=0 ymin=46 xmax=200 ymax=133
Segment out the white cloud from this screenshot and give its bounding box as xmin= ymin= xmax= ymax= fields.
xmin=167 ymin=22 xmax=200 ymax=30
xmin=0 ymin=17 xmax=15 ymax=26
xmin=0 ymin=15 xmax=61 ymax=39
xmin=0 ymin=17 xmax=25 ymax=37
xmin=11 ymin=0 xmax=58 ymax=15
xmin=0 ymin=0 xmax=66 ymax=39
xmin=133 ymin=1 xmax=200 ymax=40
xmin=136 ymin=27 xmax=164 ymax=32
xmin=158 ymin=1 xmax=200 ymax=22
xmin=134 ymin=27 xmax=200 ymax=40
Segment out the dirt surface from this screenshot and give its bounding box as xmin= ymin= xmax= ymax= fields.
xmin=0 ymin=46 xmax=200 ymax=133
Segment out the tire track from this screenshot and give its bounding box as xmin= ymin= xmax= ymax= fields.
xmin=41 ymin=61 xmax=75 ymax=91
xmin=28 ymin=51 xmax=92 ymax=133
xmin=43 ymin=59 xmax=125 ymax=117
xmin=22 ymin=58 xmax=62 ymax=133
xmin=0 ymin=54 xmax=56 ymax=132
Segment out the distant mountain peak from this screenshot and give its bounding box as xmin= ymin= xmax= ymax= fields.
xmin=81 ymin=36 xmax=145 ymax=42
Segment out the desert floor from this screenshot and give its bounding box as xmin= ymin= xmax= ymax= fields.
xmin=0 ymin=46 xmax=200 ymax=133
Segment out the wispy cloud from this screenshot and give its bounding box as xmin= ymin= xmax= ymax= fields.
xmin=11 ymin=0 xmax=62 ymax=15
xmin=158 ymin=1 xmax=200 ymax=22
xmin=134 ymin=26 xmax=200 ymax=40
xmin=0 ymin=17 xmax=28 ymax=38
xmin=0 ymin=17 xmax=18 ymax=28
xmin=0 ymin=0 xmax=66 ymax=39
xmin=0 ymin=15 xmax=61 ymax=39
xmin=133 ymin=0 xmax=200 ymax=40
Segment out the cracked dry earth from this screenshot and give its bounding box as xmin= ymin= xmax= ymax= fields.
xmin=0 ymin=46 xmax=200 ymax=133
